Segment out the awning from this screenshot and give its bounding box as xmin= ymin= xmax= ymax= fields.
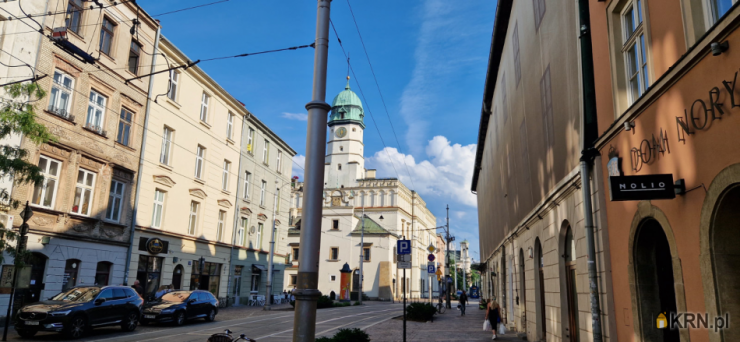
xmin=252 ymin=264 xmax=267 ymax=273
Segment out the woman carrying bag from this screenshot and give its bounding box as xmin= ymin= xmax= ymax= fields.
xmin=484 ymin=300 xmax=503 ymax=340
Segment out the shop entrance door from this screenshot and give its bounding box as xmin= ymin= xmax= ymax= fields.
xmin=535 ymin=239 xmax=546 ymax=342
xmin=172 ymin=265 xmax=183 ymax=290
xmin=23 ymin=253 xmax=47 ymax=305
xmin=634 ymin=219 xmax=679 ymax=342
xmin=710 ymin=185 xmax=740 ymax=342
xmin=564 ymin=227 xmax=579 ymax=342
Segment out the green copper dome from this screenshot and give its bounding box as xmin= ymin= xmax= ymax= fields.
xmin=328 ymin=77 xmax=365 ymax=128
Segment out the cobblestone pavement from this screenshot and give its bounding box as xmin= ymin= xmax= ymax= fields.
xmin=365 ymin=303 xmax=528 ymax=342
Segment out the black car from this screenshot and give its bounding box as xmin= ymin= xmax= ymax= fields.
xmin=14 ymin=286 xmax=143 ymax=339
xmin=141 ymin=290 xmax=218 ymax=326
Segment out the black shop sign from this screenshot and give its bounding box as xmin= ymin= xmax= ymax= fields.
xmin=609 ymin=174 xmax=676 ymax=201
xmin=138 ymin=237 xmax=169 ymax=255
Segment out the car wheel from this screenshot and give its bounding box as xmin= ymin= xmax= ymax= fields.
xmin=205 ymin=308 xmax=216 ymax=322
xmin=121 ymin=311 xmax=139 ymax=332
xmin=64 ymin=315 xmax=87 ymax=339
xmin=173 ymin=311 xmax=185 ymax=326
xmin=16 ymin=329 xmax=37 ymax=338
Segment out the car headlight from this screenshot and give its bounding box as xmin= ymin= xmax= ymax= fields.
xmin=160 ymin=308 xmax=175 ymax=314
xmin=50 ymin=310 xmax=71 ymax=317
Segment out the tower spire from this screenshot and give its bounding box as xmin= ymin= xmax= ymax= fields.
xmin=346 ymin=53 xmax=351 ymax=90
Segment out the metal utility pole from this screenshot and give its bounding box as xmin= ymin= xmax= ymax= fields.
xmin=403 ymin=237 xmax=407 ymax=342
xmin=359 ymin=208 xmax=365 ymax=305
xmin=264 ymin=180 xmax=279 ymax=310
xmin=445 ymin=205 xmax=451 ymax=309
xmin=293 ymin=1 xmax=331 ymax=340
xmin=410 ymin=191 xmax=415 ymax=300
xmin=3 ymin=202 xmax=32 ymax=341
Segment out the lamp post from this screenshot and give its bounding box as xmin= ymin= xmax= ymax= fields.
xmin=2 ymin=202 xmax=32 ymax=341
xmin=265 ymin=180 xmax=288 ymax=311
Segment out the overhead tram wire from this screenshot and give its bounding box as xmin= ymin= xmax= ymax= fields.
xmin=328 ymin=19 xmax=402 ymax=182
xmin=343 ymin=0 xmax=417 ymax=190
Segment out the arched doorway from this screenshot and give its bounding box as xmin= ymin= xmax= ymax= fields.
xmin=24 ymin=253 xmax=47 ymax=304
xmin=563 ymin=226 xmax=579 ymax=342
xmin=534 ymin=238 xmax=546 ymax=341
xmin=710 ymin=184 xmax=740 ymax=342
xmin=501 ymin=253 xmax=507 ymax=321
xmin=634 ymin=219 xmax=679 ymax=342
xmin=519 ymin=249 xmax=527 ymax=333
xmin=172 ymin=265 xmax=184 ymax=290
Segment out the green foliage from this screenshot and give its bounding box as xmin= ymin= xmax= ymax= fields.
xmin=317 ymin=295 xmax=333 ymax=309
xmin=353 ymin=301 xmax=361 ymax=306
xmin=361 ymin=292 xmax=369 ymax=301
xmin=406 ymin=303 xmax=436 ymax=321
xmin=0 ymin=82 xmax=52 ymax=268
xmin=332 ymin=302 xmax=351 ymax=307
xmin=317 ymin=328 xmax=370 ymax=342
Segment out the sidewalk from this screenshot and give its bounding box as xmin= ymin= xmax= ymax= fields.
xmin=365 ymin=303 xmax=527 ymax=342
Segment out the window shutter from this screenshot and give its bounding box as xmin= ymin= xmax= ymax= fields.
xmin=138 ymin=237 xmax=148 ymax=251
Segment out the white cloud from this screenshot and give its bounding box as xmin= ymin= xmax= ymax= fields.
xmin=367 ymin=135 xmax=477 ymax=207
xmin=292 ymin=155 xmax=306 ymax=180
xmin=282 ymin=112 xmax=308 ymax=121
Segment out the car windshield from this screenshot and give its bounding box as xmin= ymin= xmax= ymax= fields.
xmin=51 ymin=287 xmax=101 ymax=302
xmin=159 ymin=291 xmax=191 ymax=303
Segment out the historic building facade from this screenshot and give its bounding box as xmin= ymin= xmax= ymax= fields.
xmin=590 ymin=0 xmax=740 ymax=341
xmin=1 ymin=0 xmax=159 ymax=314
xmin=285 ymin=80 xmax=438 ymax=301
xmin=472 ymin=1 xmax=617 ymax=341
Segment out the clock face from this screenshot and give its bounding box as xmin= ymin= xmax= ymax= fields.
xmin=336 ymin=127 xmax=348 ymax=138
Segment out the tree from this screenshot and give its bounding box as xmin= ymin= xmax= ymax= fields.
xmin=0 ymin=81 xmax=54 ymax=267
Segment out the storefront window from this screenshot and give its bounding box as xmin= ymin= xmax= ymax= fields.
xmin=136 ymin=255 xmax=164 ymax=298
xmin=190 ymin=260 xmax=222 ymax=296
xmin=62 ymin=259 xmax=80 ymax=291
xmin=95 ymin=262 xmax=112 ymax=286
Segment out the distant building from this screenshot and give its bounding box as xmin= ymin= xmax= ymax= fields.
xmin=285 ymin=79 xmax=437 ymax=300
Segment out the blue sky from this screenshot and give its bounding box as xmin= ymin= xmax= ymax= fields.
xmin=141 ymin=0 xmax=497 ymax=263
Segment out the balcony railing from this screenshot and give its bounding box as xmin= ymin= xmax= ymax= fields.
xmin=83 ymin=123 xmax=107 ymax=137
xmin=47 ymin=106 xmax=75 ymax=122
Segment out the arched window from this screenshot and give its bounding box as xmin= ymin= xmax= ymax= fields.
xmin=390 ymin=191 xmax=395 ymax=206
xmin=370 ymin=192 xmax=376 ymax=207
xmin=379 ymin=191 xmax=385 ymax=207
xmin=95 ymin=262 xmax=112 ymax=286
xmin=360 ymin=192 xmax=365 ymax=207
xmin=63 ymin=259 xmax=81 ymax=291
xmin=338 ymin=164 xmax=342 ymax=171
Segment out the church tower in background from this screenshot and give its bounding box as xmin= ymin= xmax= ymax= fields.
xmin=325 ymin=77 xmax=366 ymax=188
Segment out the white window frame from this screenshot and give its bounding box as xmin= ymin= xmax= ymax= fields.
xmin=217 ymin=210 xmax=226 ymax=242
xmin=160 ymin=126 xmax=174 ymax=165
xmin=243 ymin=171 xmax=251 ymax=199
xmin=238 ymin=217 xmax=248 ymax=246
xmin=257 ymin=223 xmax=263 ymax=249
xmin=247 ymin=128 xmax=255 ymax=153
xmin=86 ymin=90 xmax=106 ymax=133
xmin=48 ymin=70 xmax=74 ymax=118
xmin=621 ymin=0 xmax=649 ymax=104
xmin=105 ymin=179 xmax=125 ymax=222
xmin=260 ymin=180 xmax=266 ymax=207
xmin=31 ymin=155 xmax=62 ymax=209
xmin=222 ymin=160 xmax=231 ymax=191
xmin=188 ymin=201 xmax=200 ymax=235
xmin=167 ymin=70 xmax=179 ymax=101
xmin=71 ymin=168 xmax=96 ymax=216
xmin=195 ymin=145 xmax=205 ymax=180
xmin=262 ymin=139 xmax=270 ymax=164
xmin=200 ymin=92 xmax=209 ymax=123
xmin=226 ymin=112 xmax=234 ymax=140
xmin=152 ymin=189 xmax=165 ymax=228
xmin=276 ymin=150 xmax=282 ymax=172
xmin=706 ymin=0 xmax=738 ymax=25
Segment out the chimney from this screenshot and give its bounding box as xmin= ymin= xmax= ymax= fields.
xmin=366 ymin=169 xmax=376 ymax=179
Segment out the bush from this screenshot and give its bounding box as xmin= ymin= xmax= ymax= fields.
xmin=315 ymin=337 xmax=334 ymax=342
xmin=318 ymin=328 xmax=370 ymax=342
xmin=361 ymin=292 xmax=369 ymax=301
xmin=317 ymin=295 xmax=334 ymax=309
xmin=353 ymin=301 xmax=361 ymax=306
xmin=406 ymin=303 xmax=436 ymax=322
xmin=332 ymin=302 xmax=351 ymax=307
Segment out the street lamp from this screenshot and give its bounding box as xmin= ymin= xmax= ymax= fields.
xmin=2 ymin=202 xmax=32 ymax=341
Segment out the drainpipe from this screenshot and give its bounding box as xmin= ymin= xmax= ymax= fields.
xmin=123 ymin=25 xmax=161 ymax=286
xmin=577 ymin=0 xmax=603 ymax=341
xmin=226 ymin=113 xmax=248 ymax=306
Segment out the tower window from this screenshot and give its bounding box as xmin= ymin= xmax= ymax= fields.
xmin=340 ymin=146 xmax=344 ymax=151
xmin=352 ymin=128 xmax=356 ymax=132
xmin=338 ymin=164 xmax=342 ymax=171
xmin=341 ymin=113 xmax=345 ymax=119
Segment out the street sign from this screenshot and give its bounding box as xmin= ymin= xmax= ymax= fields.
xmin=427 ymin=244 xmax=435 ymax=253
xmin=609 ymin=174 xmax=676 ymax=201
xmin=398 ymin=254 xmax=411 ymax=262
xmin=397 ymin=240 xmax=411 ymax=255
xmin=398 ymin=261 xmax=412 ymax=269
xmin=427 ymin=254 xmax=435 ymax=262
xmin=427 ymin=262 xmax=435 ymax=273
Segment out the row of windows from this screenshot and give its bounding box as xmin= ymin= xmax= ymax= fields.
xmin=65 ymin=1 xmax=143 ymax=75
xmin=49 ymin=70 xmax=135 ymax=144
xmin=33 ymin=155 xmax=126 ymax=222
xmin=289 ymin=246 xmax=371 ymax=263
xmin=61 ymin=260 xmax=115 ymax=291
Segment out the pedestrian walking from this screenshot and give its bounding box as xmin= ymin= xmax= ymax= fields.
xmin=484 ymin=300 xmax=502 ymax=340
xmin=459 ymin=291 xmax=468 ymax=316
xmin=132 ymin=279 xmax=144 ymax=297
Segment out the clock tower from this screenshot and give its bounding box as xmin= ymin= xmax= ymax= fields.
xmin=325 ymin=77 xmax=366 ymax=188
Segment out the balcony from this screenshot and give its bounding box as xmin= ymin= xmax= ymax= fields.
xmin=47 ymin=106 xmax=75 ymax=123
xmin=83 ymin=123 xmax=107 ymax=137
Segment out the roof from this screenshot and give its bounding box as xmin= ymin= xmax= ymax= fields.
xmin=351 ymin=216 xmax=397 ymax=237
xmin=328 ymin=77 xmax=365 ymax=128
xmin=470 ymin=0 xmax=514 ymax=192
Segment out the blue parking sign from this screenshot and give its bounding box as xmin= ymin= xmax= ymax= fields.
xmin=397 ymin=240 xmax=411 ymax=255
xmin=428 ymin=264 xmax=435 ymax=273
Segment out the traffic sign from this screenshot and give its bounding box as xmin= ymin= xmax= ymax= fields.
xmin=398 ymin=261 xmax=412 ymax=269
xmin=427 ymin=262 xmax=435 ymax=273
xmin=398 ymin=254 xmax=411 ymax=262
xmin=427 ymin=254 xmax=435 ymax=262
xmin=427 ymin=244 xmax=435 ymax=253
xmin=397 ymin=240 xmax=411 ymax=255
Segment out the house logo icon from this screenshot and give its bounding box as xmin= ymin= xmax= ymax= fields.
xmin=657 ymin=312 xmax=668 ymax=329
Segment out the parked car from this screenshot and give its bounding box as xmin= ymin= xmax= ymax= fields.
xmin=14 ymin=286 xmax=143 ymax=339
xmin=140 ymin=290 xmax=218 ymax=326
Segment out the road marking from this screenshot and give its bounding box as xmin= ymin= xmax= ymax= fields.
xmin=253 ymin=308 xmax=399 ymax=340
